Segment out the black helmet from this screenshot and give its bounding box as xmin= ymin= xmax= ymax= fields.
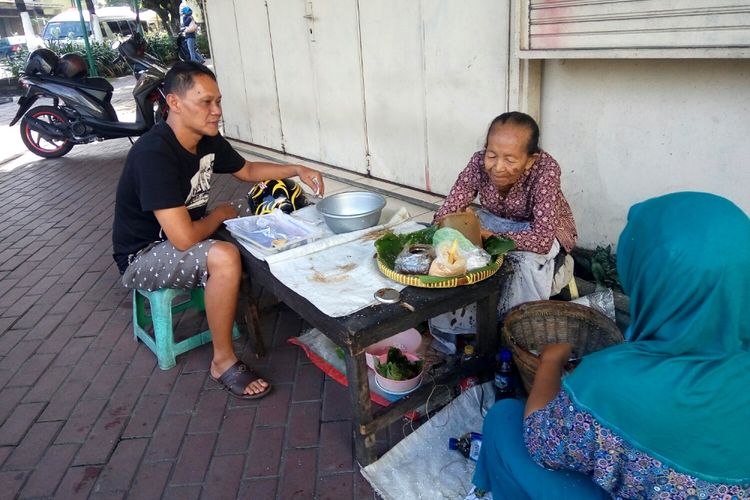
xmin=118 ymin=32 xmax=146 ymax=60
xmin=24 ymin=48 xmax=59 ymax=76
xmin=248 ymin=179 xmax=308 ymax=215
xmin=56 ymin=53 xmax=88 ymax=79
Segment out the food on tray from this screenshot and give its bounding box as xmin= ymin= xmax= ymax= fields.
xmin=373 ymin=224 xmax=516 ymax=286
xmin=394 ymin=243 xmax=435 ymax=275
xmin=271 ymin=238 xmax=288 ymax=248
xmin=429 ymin=239 xmax=468 ymax=277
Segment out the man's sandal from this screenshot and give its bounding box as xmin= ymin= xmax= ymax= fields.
xmin=210 ymin=361 xmax=272 ymax=400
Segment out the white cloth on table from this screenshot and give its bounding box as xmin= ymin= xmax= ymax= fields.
xmin=265 ymin=215 xmax=423 ymax=318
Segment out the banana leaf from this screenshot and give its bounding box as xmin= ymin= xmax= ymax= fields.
xmin=374 ymin=225 xmax=437 ymax=269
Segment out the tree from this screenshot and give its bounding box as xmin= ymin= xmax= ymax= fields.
xmin=140 ymin=0 xmax=183 ymax=34
xmin=85 ymin=0 xmax=104 ymax=43
xmin=102 ymin=0 xmax=184 ymax=35
xmin=14 ymin=0 xmax=39 ymax=49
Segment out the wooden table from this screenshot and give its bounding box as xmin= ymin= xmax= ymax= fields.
xmin=225 ymin=231 xmax=501 ymax=465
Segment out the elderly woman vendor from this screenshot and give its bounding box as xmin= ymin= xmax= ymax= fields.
xmin=470 ymin=192 xmax=750 ymax=499
xmin=430 ymin=111 xmax=577 ymax=345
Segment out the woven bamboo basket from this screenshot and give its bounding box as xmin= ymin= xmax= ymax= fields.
xmin=376 ymin=255 xmax=503 ymax=288
xmin=502 ymin=300 xmax=623 ymax=393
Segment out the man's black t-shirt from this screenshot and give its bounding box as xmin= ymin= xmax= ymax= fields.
xmin=112 ymin=121 xmax=244 ymax=273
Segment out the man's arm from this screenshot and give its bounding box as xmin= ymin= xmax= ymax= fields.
xmin=233 ymin=161 xmax=325 ymax=197
xmin=154 ymin=204 xmax=237 ymax=251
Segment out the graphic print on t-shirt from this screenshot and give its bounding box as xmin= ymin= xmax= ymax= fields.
xmin=185 ymin=153 xmax=215 ymax=210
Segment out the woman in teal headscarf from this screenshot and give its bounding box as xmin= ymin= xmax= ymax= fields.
xmin=470 ymin=192 xmax=750 ymax=499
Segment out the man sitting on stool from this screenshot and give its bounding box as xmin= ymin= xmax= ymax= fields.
xmin=112 ymin=61 xmax=324 ymax=399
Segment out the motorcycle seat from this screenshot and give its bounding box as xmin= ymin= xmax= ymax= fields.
xmin=76 ymin=77 xmax=114 ymax=93
xmin=36 ymin=74 xmax=114 ymax=93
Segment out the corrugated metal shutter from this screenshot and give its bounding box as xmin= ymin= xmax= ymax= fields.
xmin=525 ymin=0 xmax=750 ymax=52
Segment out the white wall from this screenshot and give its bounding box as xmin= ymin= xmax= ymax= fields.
xmin=539 ymin=58 xmax=750 ymax=249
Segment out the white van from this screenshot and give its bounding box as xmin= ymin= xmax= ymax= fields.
xmin=42 ymin=7 xmax=161 ymax=45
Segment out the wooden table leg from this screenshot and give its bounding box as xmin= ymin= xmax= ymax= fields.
xmin=476 ymin=289 xmax=499 ymax=360
xmin=344 ymin=348 xmax=377 ymax=466
xmin=238 ymin=273 xmax=266 ymax=358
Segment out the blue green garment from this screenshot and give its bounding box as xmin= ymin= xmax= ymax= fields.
xmin=565 ymin=192 xmax=750 ymax=484
xmin=472 ymin=399 xmax=609 ymax=500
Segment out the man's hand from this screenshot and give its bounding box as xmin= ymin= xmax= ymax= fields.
xmin=210 ymin=202 xmax=238 ymax=222
xmin=294 ymin=165 xmax=325 ymax=197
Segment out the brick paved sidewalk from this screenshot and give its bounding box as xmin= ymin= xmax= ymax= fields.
xmin=0 ymin=102 xmax=419 ymax=498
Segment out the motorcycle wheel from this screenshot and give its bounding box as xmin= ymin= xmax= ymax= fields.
xmin=20 ymin=106 xmax=74 ymax=158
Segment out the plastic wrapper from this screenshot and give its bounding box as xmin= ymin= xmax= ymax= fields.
xmin=428 ymin=240 xmax=468 ymax=277
xmin=394 ymin=244 xmax=435 ymax=275
xmin=224 ymin=211 xmax=321 ymax=252
xmin=464 ymin=247 xmax=491 ymax=270
xmin=432 ymin=227 xmax=491 ymax=271
xmin=571 ymin=288 xmax=616 ymax=322
xmin=432 ymin=227 xmax=476 ymax=252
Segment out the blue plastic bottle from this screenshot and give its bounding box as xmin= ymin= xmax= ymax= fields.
xmin=494 ymin=348 xmax=515 ymax=400
xmin=448 ymin=432 xmax=483 ymax=461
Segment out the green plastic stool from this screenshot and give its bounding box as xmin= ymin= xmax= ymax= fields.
xmin=133 ymin=288 xmax=240 ymax=370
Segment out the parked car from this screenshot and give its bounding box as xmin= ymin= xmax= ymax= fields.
xmin=0 ymin=36 xmax=27 ymax=59
xmin=41 ymin=7 xmax=162 ymax=46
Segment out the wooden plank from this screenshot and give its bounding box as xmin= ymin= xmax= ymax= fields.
xmin=204 ymin=0 xmax=249 ymax=140
xmin=233 ymin=0 xmax=284 ymax=150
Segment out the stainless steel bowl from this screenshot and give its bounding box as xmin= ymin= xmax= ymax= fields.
xmin=316 ymin=191 xmax=386 ymax=233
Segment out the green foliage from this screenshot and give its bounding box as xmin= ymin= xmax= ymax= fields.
xmin=2 ymin=46 xmax=29 ymax=78
xmin=196 ymin=31 xmax=210 ymax=58
xmin=573 ymin=245 xmax=624 ymax=293
xmin=374 ymin=226 xmax=437 ymax=269
xmin=87 ymin=41 xmax=129 ymax=77
xmin=145 ymin=32 xmax=177 ymax=63
xmin=375 ymin=347 xmax=423 ymax=381
xmin=2 ymin=41 xmax=130 ymax=78
xmin=141 ymin=0 xmax=183 ymax=33
xmin=483 ymin=235 xmax=516 ymax=257
xmin=0 ymin=34 xmax=182 ymax=80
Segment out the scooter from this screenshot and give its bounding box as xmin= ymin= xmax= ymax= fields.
xmin=9 ymin=32 xmax=167 ymax=158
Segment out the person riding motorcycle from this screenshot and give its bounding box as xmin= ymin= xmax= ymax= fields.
xmin=179 ymin=6 xmax=204 ymax=63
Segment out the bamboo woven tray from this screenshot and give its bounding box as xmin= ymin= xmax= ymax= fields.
xmin=376 ymin=255 xmax=503 ymax=288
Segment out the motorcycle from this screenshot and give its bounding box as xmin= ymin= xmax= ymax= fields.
xmin=9 ymin=32 xmax=167 ymax=158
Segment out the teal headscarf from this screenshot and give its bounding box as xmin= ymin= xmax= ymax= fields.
xmin=564 ymin=192 xmax=750 ymax=484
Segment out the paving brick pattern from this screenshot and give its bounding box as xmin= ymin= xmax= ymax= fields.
xmin=0 ymin=89 xmax=418 ymax=498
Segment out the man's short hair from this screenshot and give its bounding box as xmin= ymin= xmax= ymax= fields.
xmin=485 ymin=111 xmax=540 ymax=155
xmin=164 ymin=61 xmax=216 ymax=96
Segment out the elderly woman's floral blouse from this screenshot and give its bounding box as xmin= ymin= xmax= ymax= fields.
xmin=434 ymin=150 xmax=577 ymax=254
xmin=525 ymin=390 xmax=750 ymax=499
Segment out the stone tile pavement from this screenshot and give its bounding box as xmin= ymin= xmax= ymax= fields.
xmin=0 ymin=79 xmax=440 ymax=499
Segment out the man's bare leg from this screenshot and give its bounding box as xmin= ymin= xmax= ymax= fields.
xmin=205 ymin=241 xmax=269 ymax=395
